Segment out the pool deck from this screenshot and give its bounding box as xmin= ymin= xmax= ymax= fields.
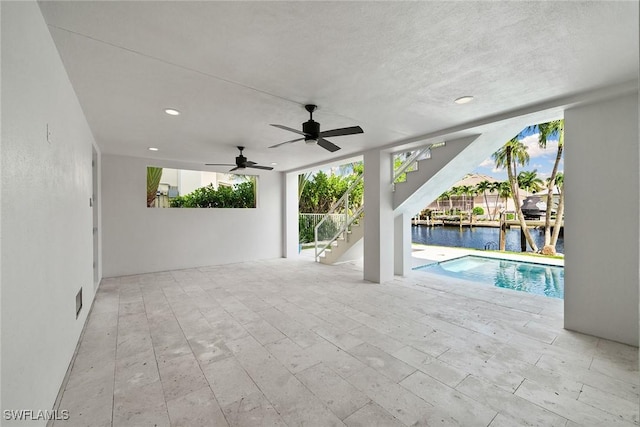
xmin=57 ymin=254 xmax=637 ymax=427
xmin=411 ymin=244 xmax=565 ymax=269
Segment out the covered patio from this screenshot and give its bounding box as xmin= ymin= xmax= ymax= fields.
xmin=2 ymin=2 xmax=638 ymax=424
xmin=56 ymin=258 xmax=638 ymax=426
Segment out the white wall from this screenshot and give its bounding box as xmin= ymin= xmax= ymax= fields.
xmin=102 ymin=155 xmax=282 ymax=276
xmin=564 ymin=92 xmax=639 ymax=346
xmin=1 ymin=1 xmax=98 ymax=423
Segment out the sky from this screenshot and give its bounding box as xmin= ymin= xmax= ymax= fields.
xmin=472 ymin=129 xmax=563 ymax=182
xmin=316 ymin=126 xmax=564 ymax=183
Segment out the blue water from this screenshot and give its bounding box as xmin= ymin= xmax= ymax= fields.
xmin=412 ymin=225 xmax=564 ymax=254
xmin=415 ymin=255 xmax=564 ymax=299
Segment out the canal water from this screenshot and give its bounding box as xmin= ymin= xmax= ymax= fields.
xmin=412 ymin=225 xmax=565 ymax=254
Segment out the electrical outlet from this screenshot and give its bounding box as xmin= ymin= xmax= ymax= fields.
xmin=46 ymin=123 xmax=52 ymax=144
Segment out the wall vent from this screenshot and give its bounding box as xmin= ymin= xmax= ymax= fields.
xmin=75 ymin=288 xmax=83 ymax=319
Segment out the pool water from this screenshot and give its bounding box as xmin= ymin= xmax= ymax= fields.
xmin=415 ymin=255 xmax=564 ymax=299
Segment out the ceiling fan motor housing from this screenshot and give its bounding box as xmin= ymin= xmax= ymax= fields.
xmin=303 ymin=120 xmax=320 ymax=143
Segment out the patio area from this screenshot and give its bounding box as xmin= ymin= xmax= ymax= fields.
xmin=54 ymin=257 xmax=638 ymax=426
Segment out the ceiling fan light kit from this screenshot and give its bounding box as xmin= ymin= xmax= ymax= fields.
xmin=269 ymin=104 xmax=363 ymax=152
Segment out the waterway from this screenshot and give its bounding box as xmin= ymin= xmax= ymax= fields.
xmin=412 ymin=225 xmax=564 ymax=254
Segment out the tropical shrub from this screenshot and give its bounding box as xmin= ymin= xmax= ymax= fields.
xmin=170 ymin=181 xmax=255 ymax=208
xmin=298 ymin=164 xmax=363 ymax=243
xmin=299 ymin=167 xmax=363 ymax=214
xmin=298 ymin=215 xmax=341 ymax=244
xmin=472 ymin=207 xmax=484 ymax=216
xmin=298 ymin=216 xmax=316 ymax=244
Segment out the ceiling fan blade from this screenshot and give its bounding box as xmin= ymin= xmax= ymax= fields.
xmin=248 ymin=165 xmax=274 ymax=170
xmin=245 ymin=161 xmax=257 ymax=166
xmin=268 ymin=137 xmax=305 ymax=149
xmin=270 ymin=124 xmax=309 ymax=137
xmin=319 ymin=126 xmax=364 ymax=138
xmin=229 ymin=166 xmax=241 ymax=172
xmin=317 ymin=138 xmax=341 ymax=152
xmin=205 ymin=163 xmax=235 ymax=166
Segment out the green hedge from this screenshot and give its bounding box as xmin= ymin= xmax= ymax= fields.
xmin=298 ymin=215 xmax=341 ymax=244
xmin=472 ymin=206 xmax=484 ymax=216
xmin=170 ymin=181 xmax=255 ymax=208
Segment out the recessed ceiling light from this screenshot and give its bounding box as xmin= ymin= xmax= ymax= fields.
xmin=148 ymin=147 xmax=159 ymax=151
xmin=454 ymin=96 xmax=474 ymax=105
xmin=164 ymin=108 xmax=180 ymax=116
xmin=270 ymin=162 xmax=277 ymax=166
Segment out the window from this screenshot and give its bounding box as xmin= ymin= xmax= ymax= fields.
xmin=147 ymin=167 xmax=257 ymax=208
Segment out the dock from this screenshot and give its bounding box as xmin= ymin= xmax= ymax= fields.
xmin=411 ymin=218 xmax=564 ymax=229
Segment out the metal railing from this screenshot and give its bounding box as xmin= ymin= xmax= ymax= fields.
xmin=392 ymin=142 xmax=446 ymax=188
xmin=314 ymin=174 xmax=364 ymax=261
xmin=300 ymin=213 xmax=345 ymax=231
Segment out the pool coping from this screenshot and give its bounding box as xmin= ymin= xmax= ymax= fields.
xmin=411 ymin=243 xmax=565 ymax=268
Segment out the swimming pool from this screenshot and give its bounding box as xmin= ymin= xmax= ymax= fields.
xmin=414 ymin=255 xmax=564 ymax=299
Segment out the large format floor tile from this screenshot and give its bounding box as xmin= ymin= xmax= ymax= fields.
xmin=53 ymin=258 xmax=638 ymax=426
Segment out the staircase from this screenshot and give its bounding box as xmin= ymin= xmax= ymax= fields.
xmin=393 ymin=135 xmax=478 ymax=214
xmin=314 ymin=174 xmax=364 ymax=264
xmin=318 ymin=218 xmax=364 ymax=264
xmin=313 ymin=141 xmax=459 ymax=265
xmin=313 ymin=129 xmax=522 ymax=265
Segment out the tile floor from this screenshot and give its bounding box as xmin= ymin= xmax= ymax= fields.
xmin=53 ymin=257 xmax=639 ymax=426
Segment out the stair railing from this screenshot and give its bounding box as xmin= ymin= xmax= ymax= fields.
xmin=392 ymin=142 xmax=446 ymax=189
xmin=314 ymin=173 xmax=364 ymax=262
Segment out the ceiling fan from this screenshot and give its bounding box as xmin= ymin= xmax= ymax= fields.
xmin=269 ymin=104 xmax=363 ymax=152
xmin=206 ymin=146 xmax=273 ymax=172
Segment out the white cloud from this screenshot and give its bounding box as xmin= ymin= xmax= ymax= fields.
xmin=523 ymin=133 xmax=559 ymax=159
xmin=477 ymin=132 xmax=560 ymax=169
xmin=478 ymin=158 xmax=494 ymax=168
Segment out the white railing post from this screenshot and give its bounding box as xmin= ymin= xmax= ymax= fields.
xmin=314 ymin=222 xmax=318 ymax=260
xmin=345 ymin=193 xmax=349 ymax=240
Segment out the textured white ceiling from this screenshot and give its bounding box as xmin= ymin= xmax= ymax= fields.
xmin=39 ymin=1 xmax=639 ymax=171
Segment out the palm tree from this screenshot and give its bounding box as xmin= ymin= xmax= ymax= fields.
xmin=464 ymin=185 xmax=475 ymax=208
xmin=492 ymin=136 xmax=538 ymax=252
xmin=436 ymin=190 xmax=449 ymax=214
xmin=451 ymin=186 xmax=462 ymax=213
xmin=517 ymin=170 xmax=544 ymax=194
xmin=487 ymin=181 xmax=500 ymax=220
xmin=497 ymin=181 xmax=512 ymax=208
xmin=298 ymin=172 xmax=312 ymax=203
xmin=550 ymin=172 xmax=564 ymax=248
xmin=440 ymin=190 xmax=453 ymax=214
xmin=495 ymin=181 xmax=512 ymax=251
xmin=461 ymin=185 xmax=476 ymax=225
xmin=475 ymin=180 xmax=492 ymax=220
xmin=529 ymin=120 xmax=564 ymax=248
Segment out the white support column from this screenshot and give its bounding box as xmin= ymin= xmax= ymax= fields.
xmin=363 ymin=149 xmax=394 ymax=283
xmin=394 ymin=212 xmax=412 ymax=276
xmin=564 ymin=92 xmax=639 ymax=346
xmin=282 ymin=171 xmax=299 ymax=258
